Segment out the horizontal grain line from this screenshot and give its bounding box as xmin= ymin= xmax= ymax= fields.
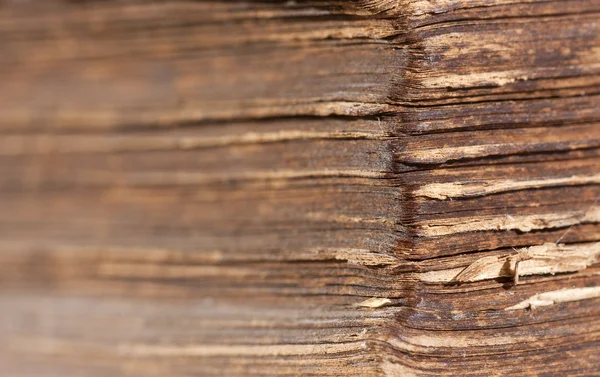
xmin=415 ymin=173 xmax=600 ymax=200
xmin=0 ymin=131 xmax=396 ymax=156
xmin=414 ymin=206 xmax=600 ymax=237
xmin=413 ymin=9 xmax=600 ymax=31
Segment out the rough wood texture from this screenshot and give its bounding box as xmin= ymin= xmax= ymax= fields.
xmin=0 ymin=1 xmax=599 ymax=376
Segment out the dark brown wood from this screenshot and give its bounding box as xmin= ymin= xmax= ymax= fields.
xmin=0 ymin=1 xmax=599 ymax=376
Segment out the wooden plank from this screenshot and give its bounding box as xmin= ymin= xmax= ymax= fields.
xmin=0 ymin=0 xmax=599 ymax=376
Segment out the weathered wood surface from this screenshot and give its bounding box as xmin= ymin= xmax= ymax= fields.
xmin=0 ymin=0 xmax=599 ymax=376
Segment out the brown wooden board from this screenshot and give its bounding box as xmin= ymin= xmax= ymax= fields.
xmin=0 ymin=1 xmax=599 ymax=376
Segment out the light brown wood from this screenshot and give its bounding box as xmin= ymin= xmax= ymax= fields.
xmin=0 ymin=1 xmax=599 ymax=376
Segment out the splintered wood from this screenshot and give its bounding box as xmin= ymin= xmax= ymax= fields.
xmin=0 ymin=1 xmax=599 ymax=376
xmin=451 ymin=242 xmax=600 ymax=284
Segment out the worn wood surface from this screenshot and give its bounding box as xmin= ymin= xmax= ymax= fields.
xmin=0 ymin=0 xmax=599 ymax=376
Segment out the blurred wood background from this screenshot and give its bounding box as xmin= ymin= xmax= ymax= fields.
xmin=0 ymin=0 xmax=599 ymax=375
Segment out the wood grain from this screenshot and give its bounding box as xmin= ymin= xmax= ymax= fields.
xmin=0 ymin=0 xmax=598 ymax=376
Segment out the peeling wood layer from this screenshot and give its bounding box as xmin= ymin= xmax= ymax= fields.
xmin=419 ymin=242 xmax=600 ymax=283
xmin=416 ymin=206 xmax=600 ymax=237
xmin=505 ymin=287 xmax=600 ymax=310
xmin=415 ymin=173 xmax=600 ymax=200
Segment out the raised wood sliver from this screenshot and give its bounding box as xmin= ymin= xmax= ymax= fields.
xmin=0 ymin=1 xmax=599 ymax=376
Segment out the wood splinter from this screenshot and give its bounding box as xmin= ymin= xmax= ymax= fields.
xmin=452 ymin=242 xmax=600 ymax=285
